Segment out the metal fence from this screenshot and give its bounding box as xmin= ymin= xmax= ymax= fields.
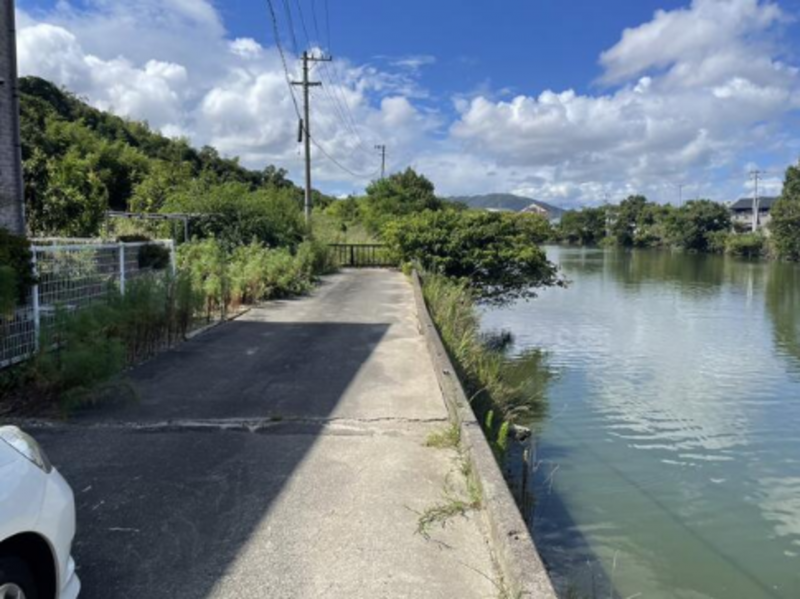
xmin=0 ymin=240 xmax=175 ymax=369
xmin=329 ymin=244 xmax=395 ymax=268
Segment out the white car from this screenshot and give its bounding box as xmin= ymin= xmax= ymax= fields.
xmin=0 ymin=426 xmax=80 ymax=599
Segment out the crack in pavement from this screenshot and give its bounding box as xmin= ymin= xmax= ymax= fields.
xmin=13 ymin=415 xmax=451 ymax=438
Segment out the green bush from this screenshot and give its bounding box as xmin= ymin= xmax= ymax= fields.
xmin=706 ymin=230 xmax=730 ymax=254
xmin=726 ymin=232 xmax=765 ymax=258
xmin=0 ymin=266 xmax=17 ymax=315
xmin=0 ymin=229 xmax=35 ymax=304
xmin=137 ymin=243 xmax=171 ymax=270
xmin=770 ymin=162 xmax=800 ymax=261
xmin=33 ymin=273 xmax=201 ymax=410
xmin=384 ymin=209 xmax=562 ymax=304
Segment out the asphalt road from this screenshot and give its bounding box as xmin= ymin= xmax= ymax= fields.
xmin=30 ymin=270 xmax=499 ymax=598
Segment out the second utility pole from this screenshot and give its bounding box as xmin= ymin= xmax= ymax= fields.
xmin=375 ymin=144 xmax=387 ymax=179
xmin=293 ymin=51 xmax=331 ymax=223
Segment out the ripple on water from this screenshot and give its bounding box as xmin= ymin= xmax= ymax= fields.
xmin=484 ymin=247 xmax=800 ymax=599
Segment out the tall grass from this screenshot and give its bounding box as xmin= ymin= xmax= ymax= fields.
xmin=2 ymin=238 xmax=336 ymax=414
xmin=421 ymin=273 xmax=551 ymax=457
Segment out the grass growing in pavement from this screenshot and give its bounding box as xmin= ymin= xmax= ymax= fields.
xmin=416 ymin=426 xmax=483 ymax=539
xmin=424 ymin=423 xmax=461 ymax=449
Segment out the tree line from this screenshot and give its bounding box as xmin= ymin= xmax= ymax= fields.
xmin=557 ymin=175 xmax=800 ymax=261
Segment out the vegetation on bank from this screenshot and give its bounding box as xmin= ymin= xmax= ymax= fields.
xmin=421 ymin=274 xmax=553 ymax=441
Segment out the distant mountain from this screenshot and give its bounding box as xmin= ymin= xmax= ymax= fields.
xmin=450 ymin=193 xmax=565 ymax=219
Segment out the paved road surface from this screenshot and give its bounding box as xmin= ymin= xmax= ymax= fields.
xmin=31 ymin=270 xmax=499 ymax=598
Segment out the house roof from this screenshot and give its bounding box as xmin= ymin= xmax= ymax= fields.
xmin=730 ymin=197 xmax=779 ymax=211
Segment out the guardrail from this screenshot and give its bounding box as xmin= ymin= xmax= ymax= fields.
xmin=329 ymin=244 xmax=396 ymax=268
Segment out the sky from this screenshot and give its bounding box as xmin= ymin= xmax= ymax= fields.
xmin=13 ymin=0 xmax=800 ymax=207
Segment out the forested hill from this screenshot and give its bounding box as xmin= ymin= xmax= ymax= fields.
xmin=18 ymin=76 xmax=307 ymax=237
xmin=451 ymin=193 xmax=565 ymax=218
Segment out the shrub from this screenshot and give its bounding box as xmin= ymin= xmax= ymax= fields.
xmin=0 ymin=229 xmax=35 ymax=303
xmin=384 ymin=209 xmax=562 ymax=305
xmin=706 ymin=230 xmax=730 ymax=254
xmin=137 ymin=243 xmax=171 ymax=270
xmin=726 ymin=232 xmax=765 ymax=258
xmin=770 ymin=163 xmax=800 ymax=261
xmin=178 ymin=238 xmax=230 ymax=319
xmin=0 ymin=266 xmax=17 ymax=315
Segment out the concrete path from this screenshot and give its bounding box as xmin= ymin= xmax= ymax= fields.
xmin=32 ymin=270 xmax=500 ymax=598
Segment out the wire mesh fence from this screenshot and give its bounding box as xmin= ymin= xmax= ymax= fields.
xmin=0 ymin=240 xmax=175 ymax=369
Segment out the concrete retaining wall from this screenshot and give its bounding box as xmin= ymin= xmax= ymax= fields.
xmin=411 ymin=270 xmax=557 ymax=598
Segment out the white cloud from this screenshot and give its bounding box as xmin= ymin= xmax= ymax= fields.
xmin=13 ymin=0 xmax=800 ymax=203
xmin=15 ymin=2 xmax=435 ymax=190
xmin=447 ymin=0 xmax=800 ymax=204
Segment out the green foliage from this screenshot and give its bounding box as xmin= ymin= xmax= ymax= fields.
xmin=179 ymin=238 xmax=333 ymax=316
xmin=610 ymin=195 xmax=648 ymax=246
xmin=770 ymin=162 xmax=800 ymax=261
xmin=421 ymin=273 xmax=555 ymax=463
xmin=559 ymin=207 xmax=607 ymax=245
xmin=0 ymin=229 xmax=35 ymax=304
xmin=421 ymin=273 xmax=553 ymax=424
xmin=666 ymin=200 xmax=731 ymax=252
xmin=0 ymin=267 xmax=17 ymax=315
xmin=362 ymin=168 xmax=445 ymax=232
xmin=385 ymin=209 xmax=562 ymax=304
xmin=725 ymin=232 xmax=766 ymax=258
xmin=18 ymin=76 xmax=335 ymax=239
xmin=138 ymin=243 xmax=172 ymax=270
xmin=32 ymin=273 xmax=200 ymax=410
xmin=164 ymin=180 xmax=306 ymax=250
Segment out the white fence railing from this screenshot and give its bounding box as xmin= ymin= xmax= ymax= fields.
xmin=1 ymin=240 xmax=175 ymax=369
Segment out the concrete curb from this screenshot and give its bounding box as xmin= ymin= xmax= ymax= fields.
xmin=411 ymin=271 xmax=557 ymax=599
xmin=185 ymin=306 xmax=252 ymax=341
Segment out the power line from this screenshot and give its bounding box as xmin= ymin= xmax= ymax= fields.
xmin=280 ymin=0 xmax=299 ymax=54
xmin=310 ymin=134 xmax=381 ymax=180
xmin=265 ymin=0 xmax=302 ymax=121
xmin=266 ymin=0 xmax=381 ymax=185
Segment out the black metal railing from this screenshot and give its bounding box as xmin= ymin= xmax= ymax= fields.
xmin=328 ymin=244 xmax=396 ymax=268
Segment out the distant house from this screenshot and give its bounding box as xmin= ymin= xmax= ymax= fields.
xmin=729 ymin=197 xmax=779 ymax=230
xmin=521 ymin=202 xmax=564 ymax=224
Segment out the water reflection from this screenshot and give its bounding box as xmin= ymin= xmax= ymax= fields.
xmin=483 ymin=247 xmax=800 ymax=599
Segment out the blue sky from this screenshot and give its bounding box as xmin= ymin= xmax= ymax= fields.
xmin=14 ymin=0 xmax=800 ymax=205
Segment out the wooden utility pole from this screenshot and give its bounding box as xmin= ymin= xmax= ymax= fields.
xmin=293 ymin=51 xmax=331 ymax=223
xmin=375 ymin=144 xmax=386 ymax=179
xmin=0 ymin=0 xmax=25 ymax=234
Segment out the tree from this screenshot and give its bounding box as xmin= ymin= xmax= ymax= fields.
xmin=610 ymin=195 xmax=648 ymax=246
xmin=261 ymin=165 xmax=293 ymax=189
xmin=559 ymin=207 xmax=607 ymax=245
xmin=666 ymin=200 xmax=731 ymax=252
xmin=383 ymin=209 xmax=563 ymax=304
xmin=362 ymin=168 xmax=444 ymax=231
xmin=129 ymin=161 xmax=193 ymax=213
xmin=770 ymin=162 xmax=800 ymax=261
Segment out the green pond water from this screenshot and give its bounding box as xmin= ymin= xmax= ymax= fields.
xmin=482 ymin=247 xmax=800 ymax=599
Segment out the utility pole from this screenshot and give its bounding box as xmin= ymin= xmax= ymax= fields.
xmin=375 ymin=144 xmax=386 ymax=179
xmin=293 ymin=51 xmax=331 ymax=224
xmin=678 ymin=184 xmax=685 ymax=207
xmin=750 ymin=170 xmax=762 ymax=232
xmin=0 ymin=0 xmax=25 ymax=234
